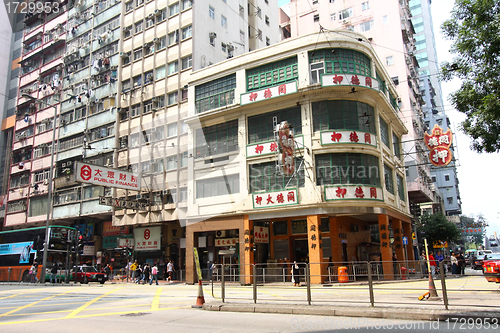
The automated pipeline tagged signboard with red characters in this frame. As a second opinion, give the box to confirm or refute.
[324,185,384,201]
[321,74,380,91]
[75,162,141,191]
[424,124,453,167]
[215,238,239,247]
[241,82,297,105]
[278,121,295,176]
[246,136,303,158]
[252,189,298,209]
[320,130,377,148]
[133,226,161,251]
[461,228,483,235]
[254,227,269,243]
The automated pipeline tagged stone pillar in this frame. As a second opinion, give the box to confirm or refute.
[307,215,323,284]
[393,219,405,262]
[378,214,393,279]
[185,225,196,284]
[242,215,253,285]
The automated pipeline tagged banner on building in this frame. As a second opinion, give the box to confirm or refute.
[75,162,141,191]
[424,124,453,167]
[133,226,161,251]
[102,221,129,237]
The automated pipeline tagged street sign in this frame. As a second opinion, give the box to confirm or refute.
[402,236,408,245]
[75,162,141,191]
[99,196,148,211]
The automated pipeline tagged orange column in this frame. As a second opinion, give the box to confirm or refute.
[185,225,196,284]
[378,214,393,279]
[307,215,323,284]
[242,215,253,285]
[330,217,341,262]
[393,219,405,264]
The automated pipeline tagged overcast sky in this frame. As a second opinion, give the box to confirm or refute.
[277,0,500,239]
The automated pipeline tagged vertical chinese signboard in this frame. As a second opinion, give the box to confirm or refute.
[424,124,453,166]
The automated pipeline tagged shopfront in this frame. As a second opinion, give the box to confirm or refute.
[101,222,133,274]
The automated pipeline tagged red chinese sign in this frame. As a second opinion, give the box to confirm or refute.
[424,124,453,167]
[241,82,297,105]
[75,162,141,190]
[215,238,238,247]
[254,227,269,244]
[252,189,298,209]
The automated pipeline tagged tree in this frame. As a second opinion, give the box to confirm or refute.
[440,0,500,153]
[417,213,462,249]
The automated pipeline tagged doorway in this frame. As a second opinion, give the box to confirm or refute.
[293,239,309,263]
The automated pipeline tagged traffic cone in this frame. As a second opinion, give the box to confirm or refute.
[427,273,440,301]
[191,279,205,308]
[418,292,429,301]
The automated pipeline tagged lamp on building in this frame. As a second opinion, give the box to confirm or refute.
[21,93,58,284]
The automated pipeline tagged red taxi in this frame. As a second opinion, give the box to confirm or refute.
[482,253,500,283]
[70,265,107,284]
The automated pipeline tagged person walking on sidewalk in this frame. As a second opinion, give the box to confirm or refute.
[166,260,175,282]
[451,253,459,276]
[130,260,138,283]
[457,252,466,275]
[291,261,300,287]
[142,263,150,284]
[50,263,58,284]
[150,263,159,285]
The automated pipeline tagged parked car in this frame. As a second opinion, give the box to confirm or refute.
[70,266,107,284]
[482,253,500,283]
[467,250,493,269]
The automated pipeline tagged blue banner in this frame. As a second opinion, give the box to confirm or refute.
[0,242,34,263]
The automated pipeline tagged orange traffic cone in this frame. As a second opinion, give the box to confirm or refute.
[427,273,440,301]
[191,279,205,308]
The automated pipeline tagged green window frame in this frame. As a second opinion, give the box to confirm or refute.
[249,161,304,193]
[312,100,375,134]
[376,71,387,94]
[379,116,389,147]
[384,164,394,195]
[248,106,302,144]
[393,133,401,159]
[315,153,380,186]
[397,174,405,201]
[246,56,298,91]
[196,174,239,198]
[389,92,400,111]
[308,48,372,76]
[195,119,238,158]
[195,74,236,113]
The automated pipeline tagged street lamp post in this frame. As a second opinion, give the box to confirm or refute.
[22,94,58,284]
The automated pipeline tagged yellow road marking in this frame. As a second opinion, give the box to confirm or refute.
[0,289,77,318]
[151,287,163,310]
[65,287,123,318]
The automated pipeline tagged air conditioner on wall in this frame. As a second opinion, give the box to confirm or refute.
[215,230,226,238]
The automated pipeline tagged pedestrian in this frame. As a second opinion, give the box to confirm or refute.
[419,252,427,276]
[143,263,150,284]
[135,264,143,284]
[291,261,300,287]
[457,252,465,275]
[427,252,437,277]
[167,260,175,282]
[282,258,289,281]
[210,261,216,281]
[50,263,58,284]
[451,253,459,276]
[392,252,398,276]
[435,251,445,274]
[30,264,38,283]
[130,260,138,283]
[150,263,159,285]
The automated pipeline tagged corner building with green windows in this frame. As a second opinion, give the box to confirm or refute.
[184,31,414,284]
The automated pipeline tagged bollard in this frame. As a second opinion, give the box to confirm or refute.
[367,262,375,307]
[439,261,449,310]
[400,266,407,280]
[253,264,257,304]
[221,264,225,303]
[306,264,311,305]
[7,267,11,283]
[338,266,348,283]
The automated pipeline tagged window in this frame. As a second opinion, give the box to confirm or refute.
[265,15,270,25]
[383,15,388,25]
[256,6,262,18]
[180,187,187,202]
[384,164,394,194]
[156,95,165,108]
[393,133,401,158]
[316,153,380,186]
[195,74,236,113]
[386,55,394,66]
[239,5,244,17]
[181,0,192,10]
[338,7,353,20]
[240,30,245,44]
[312,100,376,134]
[144,43,154,56]
[196,174,239,198]
[122,79,131,91]
[447,197,453,205]
[146,17,154,29]
[257,29,262,41]
[221,15,227,29]
[209,5,215,19]
[362,1,369,10]
[360,20,374,32]
[330,13,336,21]
[181,121,188,133]
[169,2,179,16]
[135,20,143,34]
[444,174,450,181]
[144,71,154,84]
[310,62,324,84]
[157,36,167,50]
[431,175,436,182]
[195,120,238,158]
[167,123,177,137]
[168,30,179,45]
[126,1,133,12]
[266,37,270,46]
[314,14,319,22]
[397,174,405,201]
[156,9,167,22]
[136,0,144,6]
[250,161,304,193]
[379,116,389,147]
[209,34,216,47]
[246,56,298,91]
[166,155,177,170]
[167,91,178,105]
[181,55,192,70]
[248,107,302,144]
[168,61,178,75]
[308,48,372,76]
[134,48,143,61]
[131,104,140,117]
[181,25,192,39]
[156,65,166,80]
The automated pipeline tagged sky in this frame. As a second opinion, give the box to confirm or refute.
[277,0,500,238]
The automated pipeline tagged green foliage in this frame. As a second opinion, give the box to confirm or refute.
[418,213,462,248]
[440,0,500,153]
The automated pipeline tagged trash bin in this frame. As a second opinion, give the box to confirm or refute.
[338,266,348,283]
[401,266,407,280]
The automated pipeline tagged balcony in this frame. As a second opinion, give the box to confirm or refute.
[11,161,31,174]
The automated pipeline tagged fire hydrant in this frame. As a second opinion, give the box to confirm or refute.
[400,266,407,280]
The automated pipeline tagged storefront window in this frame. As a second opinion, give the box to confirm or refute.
[273,239,289,260]
[322,237,331,258]
[320,217,330,232]
[273,221,288,236]
[291,219,307,234]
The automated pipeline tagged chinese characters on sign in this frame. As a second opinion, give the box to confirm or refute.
[253,189,298,209]
[309,224,322,251]
[424,124,453,167]
[379,223,389,249]
[241,82,297,105]
[321,73,380,91]
[99,196,148,211]
[254,227,269,243]
[246,136,303,158]
[133,227,161,251]
[244,229,253,252]
[215,238,239,247]
[75,162,141,190]
[321,130,377,148]
[325,185,383,201]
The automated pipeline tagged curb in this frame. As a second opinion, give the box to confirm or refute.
[202,303,500,321]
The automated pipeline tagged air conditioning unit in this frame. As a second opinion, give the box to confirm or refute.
[136,194,142,199]
[152,96,157,101]
[162,189,170,195]
[39,143,47,148]
[119,52,129,58]
[216,230,226,238]
[209,32,217,38]
[154,9,159,15]
[153,37,159,43]
[147,13,154,19]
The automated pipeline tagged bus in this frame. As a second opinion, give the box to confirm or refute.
[0,226,76,282]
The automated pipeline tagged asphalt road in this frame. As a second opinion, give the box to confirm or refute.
[0,278,498,333]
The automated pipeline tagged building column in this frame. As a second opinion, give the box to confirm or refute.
[392,219,405,265]
[402,221,415,261]
[378,214,393,279]
[242,215,253,285]
[185,225,196,284]
[330,217,341,262]
[307,215,323,284]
